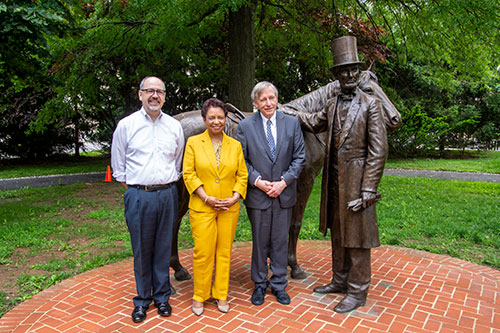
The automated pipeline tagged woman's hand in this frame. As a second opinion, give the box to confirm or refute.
[213,193,240,210]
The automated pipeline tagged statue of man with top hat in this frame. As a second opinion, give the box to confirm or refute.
[292,36,388,313]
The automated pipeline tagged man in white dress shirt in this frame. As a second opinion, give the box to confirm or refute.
[111,76,184,323]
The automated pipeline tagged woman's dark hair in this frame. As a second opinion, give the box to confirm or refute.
[201,98,228,118]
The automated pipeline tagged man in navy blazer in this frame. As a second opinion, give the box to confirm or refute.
[237,81,306,306]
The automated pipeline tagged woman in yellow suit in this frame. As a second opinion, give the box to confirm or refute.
[183,98,248,315]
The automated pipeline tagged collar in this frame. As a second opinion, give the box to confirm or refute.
[340,93,355,101]
[260,111,277,125]
[140,107,163,121]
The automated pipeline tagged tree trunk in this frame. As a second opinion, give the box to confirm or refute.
[73,113,80,157]
[228,2,256,113]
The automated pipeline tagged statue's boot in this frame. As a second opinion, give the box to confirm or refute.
[334,293,366,313]
[313,271,347,294]
[174,267,191,281]
[334,248,370,313]
[290,264,307,280]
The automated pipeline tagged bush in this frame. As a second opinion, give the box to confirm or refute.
[0,88,75,158]
[388,104,448,157]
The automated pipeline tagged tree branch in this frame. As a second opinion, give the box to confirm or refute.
[186,4,223,27]
[86,21,159,30]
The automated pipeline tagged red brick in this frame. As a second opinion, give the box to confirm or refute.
[459,315,475,329]
[39,316,65,328]
[1,241,499,333]
[221,318,245,331]
[304,319,325,332]
[261,315,281,327]
[241,321,266,332]
[424,319,442,331]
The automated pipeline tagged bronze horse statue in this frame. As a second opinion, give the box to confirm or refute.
[169,71,401,281]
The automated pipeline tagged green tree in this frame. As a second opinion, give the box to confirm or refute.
[4,0,500,156]
[0,0,75,90]
[0,0,78,158]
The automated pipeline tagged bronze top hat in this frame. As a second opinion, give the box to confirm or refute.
[330,36,365,71]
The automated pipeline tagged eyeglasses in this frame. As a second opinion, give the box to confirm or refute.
[141,88,166,96]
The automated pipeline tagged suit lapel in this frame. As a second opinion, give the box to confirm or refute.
[252,113,274,161]
[339,93,361,147]
[219,132,231,174]
[274,111,285,161]
[200,130,220,176]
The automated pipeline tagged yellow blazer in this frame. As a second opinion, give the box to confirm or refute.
[183,130,248,213]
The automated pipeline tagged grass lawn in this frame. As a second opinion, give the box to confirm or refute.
[1,173,499,317]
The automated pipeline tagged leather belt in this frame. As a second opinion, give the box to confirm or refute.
[128,183,174,191]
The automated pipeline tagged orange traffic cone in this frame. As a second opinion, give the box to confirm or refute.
[105,165,112,182]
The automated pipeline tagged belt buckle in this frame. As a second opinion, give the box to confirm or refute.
[144,185,152,192]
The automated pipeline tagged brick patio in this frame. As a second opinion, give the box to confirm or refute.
[1,240,499,332]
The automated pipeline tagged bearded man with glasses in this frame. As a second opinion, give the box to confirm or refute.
[111,76,184,323]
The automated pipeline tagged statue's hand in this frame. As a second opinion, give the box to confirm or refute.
[361,191,377,208]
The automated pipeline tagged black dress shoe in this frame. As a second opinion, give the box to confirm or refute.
[272,289,291,305]
[155,302,172,317]
[334,295,366,313]
[251,286,266,306]
[131,306,148,323]
[313,282,347,294]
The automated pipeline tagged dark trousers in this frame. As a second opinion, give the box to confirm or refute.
[124,186,177,307]
[247,199,291,291]
[330,230,371,300]
[327,157,371,300]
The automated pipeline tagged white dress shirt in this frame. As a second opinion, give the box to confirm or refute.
[254,111,278,186]
[111,108,185,185]
[260,111,277,146]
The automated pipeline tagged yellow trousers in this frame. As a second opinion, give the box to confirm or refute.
[189,207,239,302]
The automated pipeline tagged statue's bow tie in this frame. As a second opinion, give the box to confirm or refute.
[340,93,354,101]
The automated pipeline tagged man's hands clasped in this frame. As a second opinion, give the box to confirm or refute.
[256,178,287,198]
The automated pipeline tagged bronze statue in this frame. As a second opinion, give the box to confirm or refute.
[286,36,390,313]
[168,44,400,285]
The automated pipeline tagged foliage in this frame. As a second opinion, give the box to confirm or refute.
[254,0,391,100]
[1,0,500,157]
[31,0,250,146]
[369,0,500,85]
[0,0,75,90]
[0,0,78,158]
[388,104,448,157]
[0,88,76,158]
[380,60,500,156]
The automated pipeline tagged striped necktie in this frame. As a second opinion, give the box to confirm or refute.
[266,119,276,159]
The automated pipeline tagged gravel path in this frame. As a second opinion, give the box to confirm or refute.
[384,168,500,183]
[0,172,106,191]
[1,169,499,191]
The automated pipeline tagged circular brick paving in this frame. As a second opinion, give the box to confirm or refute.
[1,241,499,332]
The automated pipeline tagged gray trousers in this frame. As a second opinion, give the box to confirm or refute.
[247,199,291,291]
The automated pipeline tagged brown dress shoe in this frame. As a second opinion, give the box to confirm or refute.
[313,282,347,294]
[333,294,366,313]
